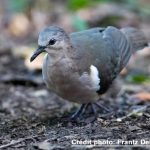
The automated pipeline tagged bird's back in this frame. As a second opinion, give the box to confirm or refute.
[70,26,147,94]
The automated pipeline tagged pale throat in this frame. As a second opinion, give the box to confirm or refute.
[47,48,70,65]
[47,41,75,65]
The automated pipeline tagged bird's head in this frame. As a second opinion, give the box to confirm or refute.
[30,26,69,62]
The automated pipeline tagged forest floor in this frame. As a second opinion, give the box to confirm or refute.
[0,48,150,150]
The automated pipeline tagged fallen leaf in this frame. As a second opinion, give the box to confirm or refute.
[36,140,65,150]
[37,141,50,150]
[132,92,150,101]
[8,13,30,37]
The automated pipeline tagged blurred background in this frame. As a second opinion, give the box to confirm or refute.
[0,1,150,148]
[0,0,150,71]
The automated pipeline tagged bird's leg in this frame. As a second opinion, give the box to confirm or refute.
[91,104,97,115]
[70,102,109,121]
[71,103,89,120]
[93,102,110,112]
[88,103,110,122]
[89,104,98,122]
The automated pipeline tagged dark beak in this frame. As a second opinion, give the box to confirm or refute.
[30,46,46,62]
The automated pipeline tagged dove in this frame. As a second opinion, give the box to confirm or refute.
[30,26,148,120]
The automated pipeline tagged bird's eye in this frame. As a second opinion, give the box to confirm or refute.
[49,38,56,45]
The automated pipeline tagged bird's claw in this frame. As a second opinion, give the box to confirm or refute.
[70,102,110,122]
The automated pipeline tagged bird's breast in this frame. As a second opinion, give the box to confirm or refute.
[43,57,99,103]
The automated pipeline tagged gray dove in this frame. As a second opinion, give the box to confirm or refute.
[30,26,148,120]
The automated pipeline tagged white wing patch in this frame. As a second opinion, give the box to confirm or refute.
[90,65,100,90]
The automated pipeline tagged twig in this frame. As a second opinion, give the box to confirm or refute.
[115,106,147,122]
[0,135,38,149]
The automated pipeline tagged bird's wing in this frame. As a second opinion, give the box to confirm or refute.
[103,26,133,72]
[70,26,132,93]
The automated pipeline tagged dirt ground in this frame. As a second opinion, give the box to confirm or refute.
[0,48,150,150]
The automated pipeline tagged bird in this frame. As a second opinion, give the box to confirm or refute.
[30,26,148,120]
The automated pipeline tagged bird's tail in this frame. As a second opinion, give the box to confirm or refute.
[120,27,148,53]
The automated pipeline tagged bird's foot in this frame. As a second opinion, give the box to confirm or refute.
[93,102,110,112]
[70,102,110,122]
[70,103,89,120]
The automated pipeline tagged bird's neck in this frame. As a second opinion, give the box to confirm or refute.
[47,43,78,66]
[47,51,65,65]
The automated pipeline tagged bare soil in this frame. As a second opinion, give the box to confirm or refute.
[0,49,150,150]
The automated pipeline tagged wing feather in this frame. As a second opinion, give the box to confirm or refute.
[70,26,132,94]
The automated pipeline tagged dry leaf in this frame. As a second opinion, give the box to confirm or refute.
[38,141,50,150]
[132,92,150,101]
[8,13,30,37]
